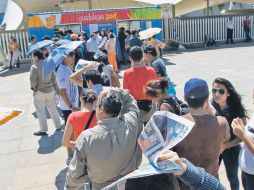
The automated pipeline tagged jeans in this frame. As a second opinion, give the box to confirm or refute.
[220,145,241,190]
[242,171,254,190]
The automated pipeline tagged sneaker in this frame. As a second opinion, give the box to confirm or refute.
[33,131,47,136]
[66,155,73,166]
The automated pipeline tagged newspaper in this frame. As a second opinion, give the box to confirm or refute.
[102,111,194,190]
[74,59,99,71]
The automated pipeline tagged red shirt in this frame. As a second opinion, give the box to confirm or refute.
[68,111,97,140]
[123,66,157,100]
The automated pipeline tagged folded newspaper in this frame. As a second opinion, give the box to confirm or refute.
[74,59,99,71]
[102,111,194,190]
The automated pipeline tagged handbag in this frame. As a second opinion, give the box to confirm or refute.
[84,110,96,131]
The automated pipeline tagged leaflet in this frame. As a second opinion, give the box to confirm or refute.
[102,111,194,190]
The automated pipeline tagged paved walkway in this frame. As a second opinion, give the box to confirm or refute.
[1,42,254,189]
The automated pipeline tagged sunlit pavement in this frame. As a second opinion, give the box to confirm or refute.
[1,42,254,189]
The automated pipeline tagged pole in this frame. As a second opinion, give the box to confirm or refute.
[207,0,210,16]
[162,4,170,43]
[88,0,92,10]
[172,5,176,18]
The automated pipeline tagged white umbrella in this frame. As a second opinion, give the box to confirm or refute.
[43,41,84,78]
[54,39,71,46]
[139,28,162,40]
[133,0,182,5]
[26,40,54,55]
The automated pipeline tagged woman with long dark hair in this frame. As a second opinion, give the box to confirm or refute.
[211,77,247,190]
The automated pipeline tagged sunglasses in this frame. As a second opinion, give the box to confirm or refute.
[212,88,225,95]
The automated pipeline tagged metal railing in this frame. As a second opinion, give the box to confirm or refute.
[168,15,254,44]
[0,29,29,59]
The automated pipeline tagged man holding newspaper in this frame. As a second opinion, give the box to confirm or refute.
[65,87,226,190]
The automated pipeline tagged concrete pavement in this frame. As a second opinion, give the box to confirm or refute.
[1,42,254,189]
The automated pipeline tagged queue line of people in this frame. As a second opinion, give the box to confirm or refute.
[29,40,254,190]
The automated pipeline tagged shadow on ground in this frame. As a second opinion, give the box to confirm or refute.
[162,58,176,66]
[166,41,254,55]
[55,168,67,190]
[32,107,63,119]
[0,63,31,77]
[37,130,63,154]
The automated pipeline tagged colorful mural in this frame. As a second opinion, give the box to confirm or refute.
[28,7,161,28]
[28,7,162,40]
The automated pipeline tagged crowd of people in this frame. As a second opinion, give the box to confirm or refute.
[28,27,254,190]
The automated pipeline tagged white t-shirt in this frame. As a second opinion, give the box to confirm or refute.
[239,116,254,175]
[56,64,79,110]
[227,20,234,29]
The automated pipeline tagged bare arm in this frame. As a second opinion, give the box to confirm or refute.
[223,117,247,149]
[232,118,254,156]
[69,61,98,88]
[158,151,226,190]
[59,88,73,109]
[158,40,166,49]
[62,119,76,148]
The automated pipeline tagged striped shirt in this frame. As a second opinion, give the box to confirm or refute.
[56,64,79,110]
[179,159,226,190]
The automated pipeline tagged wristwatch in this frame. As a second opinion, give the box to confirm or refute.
[69,105,73,110]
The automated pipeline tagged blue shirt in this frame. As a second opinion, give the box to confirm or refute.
[87,38,98,53]
[179,159,226,190]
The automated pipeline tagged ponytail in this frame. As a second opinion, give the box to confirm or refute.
[145,77,169,98]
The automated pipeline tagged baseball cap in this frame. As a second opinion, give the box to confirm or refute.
[184,78,209,99]
[143,45,157,57]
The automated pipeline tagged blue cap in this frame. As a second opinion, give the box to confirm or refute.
[184,78,209,99]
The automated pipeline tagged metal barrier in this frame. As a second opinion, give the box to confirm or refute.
[168,15,254,44]
[0,29,29,59]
